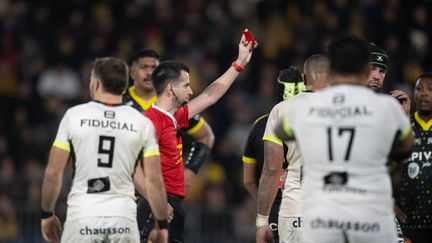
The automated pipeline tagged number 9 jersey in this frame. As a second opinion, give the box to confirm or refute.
[52,101,159,221]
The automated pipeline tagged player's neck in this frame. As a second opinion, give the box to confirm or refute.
[134,85,156,100]
[154,96,178,114]
[417,111,432,122]
[94,93,123,104]
[308,78,329,91]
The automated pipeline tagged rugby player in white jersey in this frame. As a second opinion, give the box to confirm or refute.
[40,57,168,243]
[270,35,414,243]
[256,54,329,243]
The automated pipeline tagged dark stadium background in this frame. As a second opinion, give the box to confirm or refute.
[0,0,430,242]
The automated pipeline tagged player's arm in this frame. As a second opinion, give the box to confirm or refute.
[133,160,148,199]
[187,32,256,119]
[256,106,285,242]
[390,126,414,224]
[41,112,71,242]
[256,140,284,219]
[389,127,414,179]
[142,153,168,221]
[389,119,414,162]
[256,140,284,243]
[242,120,260,200]
[140,120,169,225]
[184,117,214,194]
[243,161,258,200]
[41,146,69,242]
[41,146,70,214]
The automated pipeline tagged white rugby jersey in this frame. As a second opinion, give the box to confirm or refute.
[264,97,305,217]
[53,101,159,221]
[281,85,411,204]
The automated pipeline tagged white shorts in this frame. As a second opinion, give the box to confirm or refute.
[278,216,303,243]
[302,200,397,243]
[61,216,140,243]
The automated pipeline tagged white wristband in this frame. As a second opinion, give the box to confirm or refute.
[256,213,269,227]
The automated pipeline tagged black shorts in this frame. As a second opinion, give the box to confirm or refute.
[269,197,281,243]
[136,195,154,243]
[136,195,185,243]
[167,196,185,243]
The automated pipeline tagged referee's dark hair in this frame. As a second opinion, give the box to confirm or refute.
[93,57,129,95]
[152,61,190,96]
[328,34,370,76]
[128,49,160,65]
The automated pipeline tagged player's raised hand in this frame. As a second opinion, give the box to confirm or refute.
[390,89,411,116]
[41,215,62,243]
[236,29,258,67]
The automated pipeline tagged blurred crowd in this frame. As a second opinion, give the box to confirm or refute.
[0,0,431,242]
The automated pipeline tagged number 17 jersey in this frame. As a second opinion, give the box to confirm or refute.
[53,101,159,221]
[282,85,411,204]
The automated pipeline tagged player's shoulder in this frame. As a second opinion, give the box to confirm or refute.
[253,114,269,126]
[65,101,95,115]
[272,92,311,112]
[374,92,401,109]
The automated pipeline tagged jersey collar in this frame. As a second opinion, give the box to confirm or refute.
[128,86,156,110]
[93,100,124,107]
[414,111,432,131]
[152,104,179,131]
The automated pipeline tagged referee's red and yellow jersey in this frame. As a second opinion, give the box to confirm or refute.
[145,105,189,198]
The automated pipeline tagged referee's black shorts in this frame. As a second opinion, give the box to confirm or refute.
[167,195,185,243]
[137,195,185,243]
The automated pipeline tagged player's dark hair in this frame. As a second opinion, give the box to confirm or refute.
[152,61,190,96]
[276,66,302,103]
[92,57,129,95]
[304,54,329,75]
[128,49,160,65]
[328,35,370,75]
[416,72,432,82]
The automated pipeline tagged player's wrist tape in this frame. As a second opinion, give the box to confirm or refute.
[157,219,169,230]
[185,142,210,174]
[41,209,54,219]
[256,213,269,227]
[231,61,244,72]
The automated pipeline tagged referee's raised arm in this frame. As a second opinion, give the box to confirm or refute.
[187,30,257,119]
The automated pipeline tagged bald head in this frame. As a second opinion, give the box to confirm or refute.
[302,54,329,91]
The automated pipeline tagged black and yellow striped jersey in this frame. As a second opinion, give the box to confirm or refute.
[242,114,287,201]
[397,112,432,230]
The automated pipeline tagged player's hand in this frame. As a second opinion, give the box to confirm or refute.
[167,203,174,222]
[403,237,412,243]
[155,228,168,243]
[256,225,274,243]
[236,29,258,67]
[390,90,411,116]
[41,215,62,243]
[394,203,407,223]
